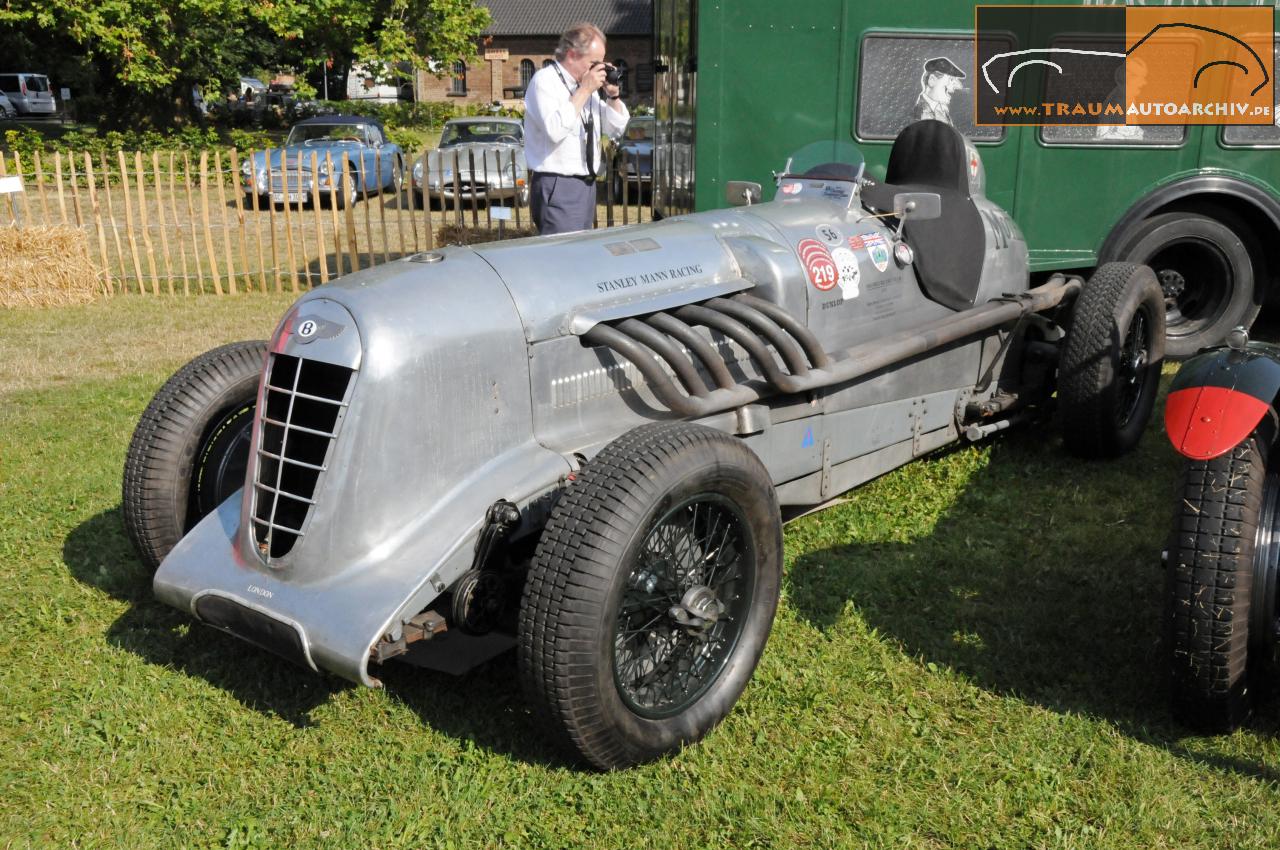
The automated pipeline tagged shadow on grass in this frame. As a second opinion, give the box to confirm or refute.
[376,655,569,769]
[63,508,345,727]
[59,386,1274,773]
[784,415,1280,783]
[62,506,565,761]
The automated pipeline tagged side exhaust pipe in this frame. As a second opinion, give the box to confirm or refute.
[581,274,1081,418]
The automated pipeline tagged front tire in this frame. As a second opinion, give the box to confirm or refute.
[389,157,404,194]
[1167,436,1277,732]
[332,174,358,210]
[122,340,265,571]
[519,423,783,769]
[1058,262,1165,458]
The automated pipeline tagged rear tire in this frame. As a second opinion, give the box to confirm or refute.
[519,422,782,769]
[1167,436,1271,732]
[1058,262,1165,458]
[1114,211,1259,359]
[122,340,265,570]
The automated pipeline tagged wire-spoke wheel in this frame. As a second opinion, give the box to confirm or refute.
[332,173,358,209]
[520,422,782,769]
[613,494,754,719]
[1115,303,1151,430]
[389,157,404,194]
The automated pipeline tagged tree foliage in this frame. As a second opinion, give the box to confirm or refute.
[0,0,491,125]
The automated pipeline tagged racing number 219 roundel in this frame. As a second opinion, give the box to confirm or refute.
[798,238,839,291]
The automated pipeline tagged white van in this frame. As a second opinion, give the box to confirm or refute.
[346,63,404,103]
[0,73,56,115]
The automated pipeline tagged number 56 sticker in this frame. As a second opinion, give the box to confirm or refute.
[797,238,838,291]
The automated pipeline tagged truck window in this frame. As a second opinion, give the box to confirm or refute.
[1222,39,1280,148]
[1040,124,1185,147]
[857,33,1006,143]
[1037,34,1185,147]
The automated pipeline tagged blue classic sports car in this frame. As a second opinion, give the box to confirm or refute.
[241,115,404,209]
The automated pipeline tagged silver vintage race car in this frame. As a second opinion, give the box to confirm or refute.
[123,120,1164,769]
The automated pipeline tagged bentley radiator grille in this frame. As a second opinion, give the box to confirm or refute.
[252,354,354,560]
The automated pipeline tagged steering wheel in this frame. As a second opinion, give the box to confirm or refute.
[495,135,519,145]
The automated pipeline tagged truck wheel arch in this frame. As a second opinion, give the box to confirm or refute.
[1099,176,1280,356]
[1099,175,1280,296]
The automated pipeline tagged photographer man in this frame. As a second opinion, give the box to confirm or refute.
[524,22,629,234]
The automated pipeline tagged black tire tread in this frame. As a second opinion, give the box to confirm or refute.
[1167,438,1263,732]
[519,422,778,769]
[1059,261,1164,458]
[121,340,266,571]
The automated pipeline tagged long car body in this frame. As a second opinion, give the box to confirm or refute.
[129,120,1161,768]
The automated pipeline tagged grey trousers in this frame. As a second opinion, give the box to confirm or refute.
[530,172,596,235]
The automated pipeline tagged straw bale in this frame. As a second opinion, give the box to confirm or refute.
[0,225,104,308]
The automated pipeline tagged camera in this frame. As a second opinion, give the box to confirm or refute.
[591,61,624,87]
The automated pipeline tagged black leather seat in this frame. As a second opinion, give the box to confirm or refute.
[861,120,986,311]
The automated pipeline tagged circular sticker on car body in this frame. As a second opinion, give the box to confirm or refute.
[816,224,844,247]
[831,247,861,299]
[797,239,839,291]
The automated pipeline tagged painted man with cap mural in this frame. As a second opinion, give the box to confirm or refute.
[914,57,966,125]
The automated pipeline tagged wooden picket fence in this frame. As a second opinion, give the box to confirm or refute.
[0,147,652,296]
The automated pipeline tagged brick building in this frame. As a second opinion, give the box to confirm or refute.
[416,0,653,110]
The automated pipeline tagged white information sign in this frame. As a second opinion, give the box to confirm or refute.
[0,176,24,194]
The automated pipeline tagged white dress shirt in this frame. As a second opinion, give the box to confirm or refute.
[523,61,629,175]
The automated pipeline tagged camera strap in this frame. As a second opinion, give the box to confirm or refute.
[553,63,597,178]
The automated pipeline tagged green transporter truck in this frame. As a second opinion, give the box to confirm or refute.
[651,0,1280,356]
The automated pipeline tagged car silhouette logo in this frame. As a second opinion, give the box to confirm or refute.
[981,22,1270,97]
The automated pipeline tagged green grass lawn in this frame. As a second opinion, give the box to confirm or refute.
[2,296,1279,849]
